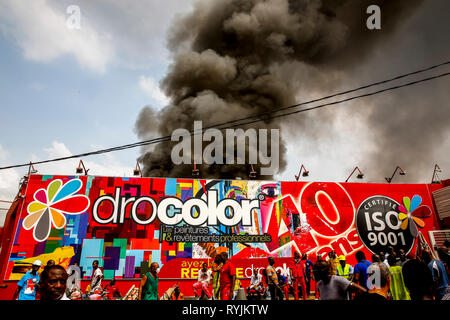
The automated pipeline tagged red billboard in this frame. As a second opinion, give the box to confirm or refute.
[0,175,444,297]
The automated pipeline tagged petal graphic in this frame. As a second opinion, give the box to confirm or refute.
[410,195,422,212]
[398,205,408,213]
[403,197,411,212]
[400,219,409,230]
[412,217,425,228]
[28,202,47,214]
[50,208,66,229]
[23,209,45,230]
[411,205,432,218]
[34,189,47,204]
[50,195,89,214]
[52,179,82,203]
[34,208,51,242]
[409,218,418,238]
[47,180,62,203]
[398,212,408,220]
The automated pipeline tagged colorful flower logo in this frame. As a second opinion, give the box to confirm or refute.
[23,179,90,242]
[398,195,432,238]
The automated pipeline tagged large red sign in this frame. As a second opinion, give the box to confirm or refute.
[0,175,444,297]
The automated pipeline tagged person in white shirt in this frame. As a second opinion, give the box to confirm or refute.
[90,260,104,294]
[193,262,213,299]
[246,267,264,299]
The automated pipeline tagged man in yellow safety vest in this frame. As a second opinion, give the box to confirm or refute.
[336,255,354,280]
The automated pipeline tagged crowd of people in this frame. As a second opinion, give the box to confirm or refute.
[12,259,123,300]
[187,243,450,301]
[11,241,450,301]
[313,244,450,301]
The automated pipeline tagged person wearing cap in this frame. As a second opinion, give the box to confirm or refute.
[336,255,354,280]
[12,260,41,300]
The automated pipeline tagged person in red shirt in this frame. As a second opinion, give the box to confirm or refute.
[219,252,236,300]
[290,251,307,300]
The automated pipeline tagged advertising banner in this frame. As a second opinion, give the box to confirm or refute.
[4,175,442,293]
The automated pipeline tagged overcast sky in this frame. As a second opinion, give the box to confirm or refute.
[0,0,449,221]
[0,0,194,206]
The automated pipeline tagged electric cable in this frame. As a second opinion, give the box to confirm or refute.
[0,67,449,171]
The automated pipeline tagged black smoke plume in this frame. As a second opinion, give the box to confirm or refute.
[135,0,448,181]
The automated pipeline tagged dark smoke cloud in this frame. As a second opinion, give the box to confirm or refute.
[280,0,450,183]
[135,0,449,181]
[356,0,450,182]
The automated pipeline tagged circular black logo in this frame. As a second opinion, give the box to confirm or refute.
[355,196,414,255]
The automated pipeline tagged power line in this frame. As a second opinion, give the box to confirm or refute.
[2,71,449,171]
[117,60,450,141]
[206,60,450,129]
[0,69,449,171]
[98,67,450,149]
[221,72,450,129]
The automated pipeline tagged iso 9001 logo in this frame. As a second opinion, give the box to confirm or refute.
[355,196,414,255]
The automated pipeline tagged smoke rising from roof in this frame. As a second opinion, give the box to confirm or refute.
[135,0,449,181]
